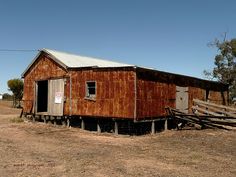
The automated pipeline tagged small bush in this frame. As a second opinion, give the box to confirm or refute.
[10,117,24,123]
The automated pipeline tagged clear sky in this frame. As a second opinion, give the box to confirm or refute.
[0,0,236,93]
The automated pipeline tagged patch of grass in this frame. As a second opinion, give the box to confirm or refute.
[10,117,24,123]
[189,153,204,162]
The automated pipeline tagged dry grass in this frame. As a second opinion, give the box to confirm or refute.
[10,117,24,123]
[0,100,21,115]
[0,101,235,177]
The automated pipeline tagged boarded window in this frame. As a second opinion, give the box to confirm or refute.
[86,81,96,98]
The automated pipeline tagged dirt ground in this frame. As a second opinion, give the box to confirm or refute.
[0,101,235,177]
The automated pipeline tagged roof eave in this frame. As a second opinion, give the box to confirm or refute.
[21,49,68,78]
[135,66,228,87]
[21,51,41,78]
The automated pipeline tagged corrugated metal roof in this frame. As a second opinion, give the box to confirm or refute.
[21,48,226,87]
[21,48,135,77]
[43,48,134,68]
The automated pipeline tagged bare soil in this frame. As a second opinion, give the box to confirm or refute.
[0,101,235,177]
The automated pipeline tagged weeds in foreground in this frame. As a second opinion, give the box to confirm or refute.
[10,117,24,123]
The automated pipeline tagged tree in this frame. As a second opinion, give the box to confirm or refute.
[7,78,24,107]
[2,93,13,100]
[204,36,236,101]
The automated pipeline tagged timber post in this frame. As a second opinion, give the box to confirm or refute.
[81,117,85,130]
[66,118,70,127]
[114,121,118,135]
[38,115,42,122]
[43,116,46,124]
[32,115,35,123]
[48,116,53,125]
[97,120,101,133]
[151,121,155,134]
[164,117,168,131]
[54,117,57,126]
[62,117,66,126]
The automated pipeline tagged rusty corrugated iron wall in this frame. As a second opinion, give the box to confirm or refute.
[65,69,135,119]
[23,53,228,120]
[23,53,136,119]
[135,68,228,119]
[136,79,176,119]
[23,53,67,113]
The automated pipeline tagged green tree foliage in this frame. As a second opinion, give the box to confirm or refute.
[2,93,13,100]
[7,78,24,107]
[204,37,236,100]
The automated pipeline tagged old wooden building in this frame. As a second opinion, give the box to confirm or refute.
[22,49,228,133]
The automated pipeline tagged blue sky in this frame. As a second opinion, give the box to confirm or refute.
[0,0,236,93]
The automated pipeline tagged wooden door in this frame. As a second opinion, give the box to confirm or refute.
[176,86,189,113]
[48,79,65,116]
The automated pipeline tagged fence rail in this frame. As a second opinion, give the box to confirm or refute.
[165,99,236,130]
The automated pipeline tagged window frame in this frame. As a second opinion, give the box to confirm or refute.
[85,81,96,100]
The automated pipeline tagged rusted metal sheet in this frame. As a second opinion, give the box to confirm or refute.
[188,87,206,113]
[136,68,228,119]
[69,69,135,119]
[188,87,228,112]
[23,53,228,121]
[23,53,67,114]
[136,79,176,119]
[23,54,135,119]
[208,90,228,105]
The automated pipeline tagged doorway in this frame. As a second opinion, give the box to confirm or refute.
[37,80,48,112]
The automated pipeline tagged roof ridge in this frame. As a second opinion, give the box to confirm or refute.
[43,48,133,66]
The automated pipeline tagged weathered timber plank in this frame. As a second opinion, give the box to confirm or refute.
[194,102,236,118]
[204,118,236,126]
[192,106,223,116]
[193,99,236,112]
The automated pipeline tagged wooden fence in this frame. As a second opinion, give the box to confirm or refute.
[165,99,236,130]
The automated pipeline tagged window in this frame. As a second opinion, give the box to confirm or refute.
[86,81,96,99]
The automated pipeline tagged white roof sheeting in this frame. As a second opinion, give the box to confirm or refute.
[22,48,135,77]
[43,49,134,68]
[21,49,225,86]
